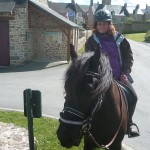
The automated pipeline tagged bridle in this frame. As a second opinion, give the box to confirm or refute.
[59,71,124,150]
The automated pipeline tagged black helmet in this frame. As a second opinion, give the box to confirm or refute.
[94,9,112,22]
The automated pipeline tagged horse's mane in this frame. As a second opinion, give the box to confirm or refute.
[94,52,112,96]
[64,52,112,98]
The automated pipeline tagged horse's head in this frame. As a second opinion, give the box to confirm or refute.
[57,44,112,148]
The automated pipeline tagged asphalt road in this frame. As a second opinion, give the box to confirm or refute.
[123,40,150,150]
[0,40,150,150]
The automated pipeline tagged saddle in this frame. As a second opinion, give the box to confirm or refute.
[115,80,135,111]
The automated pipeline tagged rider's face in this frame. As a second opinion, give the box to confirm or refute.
[96,22,109,34]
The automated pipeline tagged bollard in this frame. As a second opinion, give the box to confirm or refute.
[24,89,42,150]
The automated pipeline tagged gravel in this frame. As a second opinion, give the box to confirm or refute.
[0,122,29,150]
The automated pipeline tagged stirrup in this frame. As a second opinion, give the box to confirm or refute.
[128,123,140,138]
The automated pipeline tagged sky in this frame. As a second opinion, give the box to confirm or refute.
[49,0,150,9]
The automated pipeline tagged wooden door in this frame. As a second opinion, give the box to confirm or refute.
[0,20,9,66]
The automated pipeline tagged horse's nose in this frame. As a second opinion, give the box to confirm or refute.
[57,127,74,148]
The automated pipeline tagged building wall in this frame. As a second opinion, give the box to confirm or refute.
[28,4,70,62]
[9,6,29,66]
[144,14,150,21]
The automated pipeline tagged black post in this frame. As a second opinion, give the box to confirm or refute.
[25,89,35,150]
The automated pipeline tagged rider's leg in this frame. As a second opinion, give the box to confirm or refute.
[120,74,140,138]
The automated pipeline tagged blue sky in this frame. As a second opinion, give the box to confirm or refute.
[50,0,149,9]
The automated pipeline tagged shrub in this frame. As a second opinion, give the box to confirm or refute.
[145,30,150,42]
[146,19,150,22]
[123,17,135,24]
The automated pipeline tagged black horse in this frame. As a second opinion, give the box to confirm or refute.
[57,44,128,150]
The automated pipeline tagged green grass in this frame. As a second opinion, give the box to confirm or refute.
[78,45,85,54]
[124,33,146,42]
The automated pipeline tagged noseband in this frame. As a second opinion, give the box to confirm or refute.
[60,94,103,126]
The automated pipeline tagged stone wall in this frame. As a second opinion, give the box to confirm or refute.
[28,4,70,62]
[9,7,29,66]
[114,22,150,33]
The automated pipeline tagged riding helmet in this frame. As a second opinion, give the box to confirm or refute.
[94,9,112,22]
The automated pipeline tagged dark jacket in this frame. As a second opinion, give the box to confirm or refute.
[85,34,134,74]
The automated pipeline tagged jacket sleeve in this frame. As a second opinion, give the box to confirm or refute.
[85,36,97,52]
[120,38,134,74]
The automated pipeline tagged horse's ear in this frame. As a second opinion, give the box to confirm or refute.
[70,44,78,61]
[93,44,101,64]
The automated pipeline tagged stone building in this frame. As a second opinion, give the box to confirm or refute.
[0,0,78,67]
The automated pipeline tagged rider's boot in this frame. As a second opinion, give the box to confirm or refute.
[128,101,140,138]
[120,74,140,138]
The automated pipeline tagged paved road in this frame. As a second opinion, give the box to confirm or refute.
[0,40,150,150]
[123,40,150,150]
[0,62,68,118]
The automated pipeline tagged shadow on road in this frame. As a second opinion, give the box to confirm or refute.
[0,61,68,73]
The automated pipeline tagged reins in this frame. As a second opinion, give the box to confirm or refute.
[82,79,124,150]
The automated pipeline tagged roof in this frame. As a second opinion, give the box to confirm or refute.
[48,2,70,14]
[29,0,78,28]
[0,1,15,13]
[126,6,143,15]
[79,5,89,12]
[106,5,124,16]
[0,0,28,13]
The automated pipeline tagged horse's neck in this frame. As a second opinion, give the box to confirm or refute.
[104,81,120,109]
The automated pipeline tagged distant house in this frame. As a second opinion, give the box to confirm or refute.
[0,0,78,67]
[48,1,78,23]
[85,0,126,28]
[145,5,150,14]
[119,3,144,21]
[143,5,150,21]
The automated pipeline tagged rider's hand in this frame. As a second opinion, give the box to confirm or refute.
[120,74,128,83]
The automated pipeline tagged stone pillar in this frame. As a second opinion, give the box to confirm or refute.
[88,6,95,29]
[90,0,93,6]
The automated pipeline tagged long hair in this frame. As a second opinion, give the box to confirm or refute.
[92,21,116,35]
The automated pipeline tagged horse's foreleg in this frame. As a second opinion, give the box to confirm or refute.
[84,138,96,150]
[109,142,122,150]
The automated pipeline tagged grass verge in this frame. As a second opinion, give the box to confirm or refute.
[124,33,146,42]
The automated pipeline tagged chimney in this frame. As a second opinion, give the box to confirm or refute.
[71,0,75,4]
[146,4,148,9]
[90,0,93,6]
[102,0,111,5]
[124,3,127,8]
[87,6,95,29]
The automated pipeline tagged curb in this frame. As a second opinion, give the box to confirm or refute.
[43,61,68,69]
[122,143,135,150]
[0,108,134,150]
